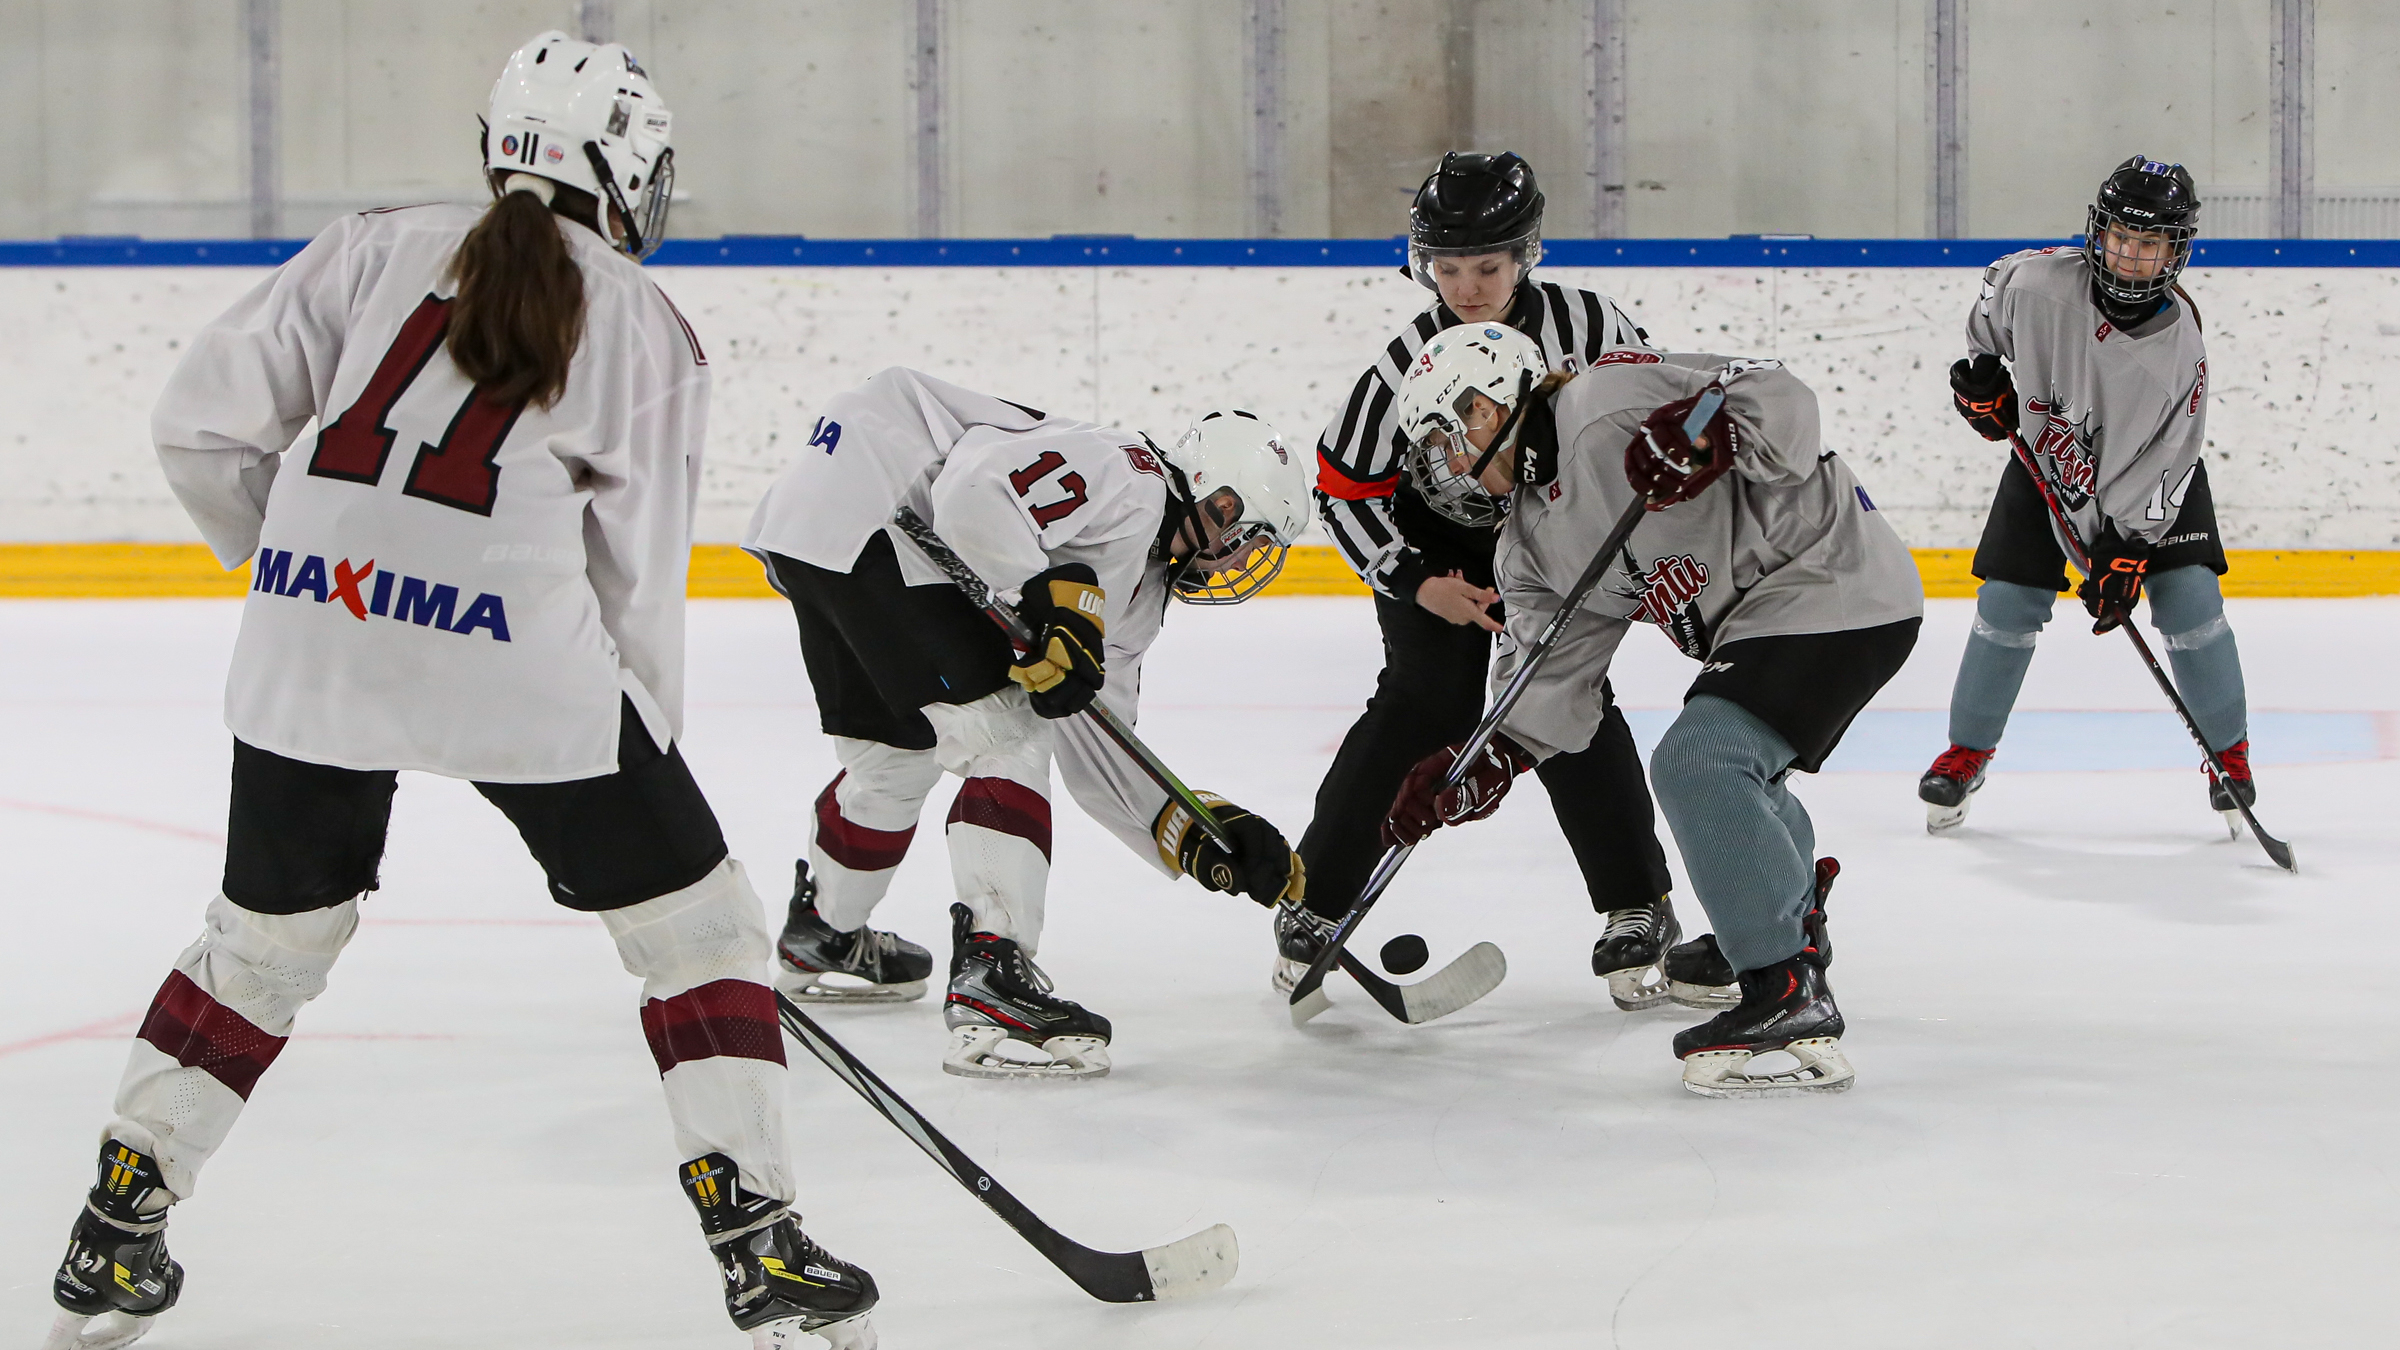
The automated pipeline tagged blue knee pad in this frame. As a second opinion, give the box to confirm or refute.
[2145,566,2247,750]
[2145,565,2224,636]
[1975,579,2057,639]
[1948,580,2057,751]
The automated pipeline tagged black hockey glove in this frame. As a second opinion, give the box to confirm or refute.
[1154,793,1305,906]
[2078,531,2152,634]
[1950,353,2017,442]
[1007,564,1107,719]
[1385,734,1536,847]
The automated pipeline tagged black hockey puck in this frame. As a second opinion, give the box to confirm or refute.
[1380,933,1430,976]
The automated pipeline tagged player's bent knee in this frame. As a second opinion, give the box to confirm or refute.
[603,858,775,999]
[922,687,1049,777]
[2145,565,2226,639]
[1974,578,2057,638]
[186,893,359,1032]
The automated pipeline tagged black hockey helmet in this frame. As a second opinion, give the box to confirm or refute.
[2083,154,2199,321]
[1408,151,1545,290]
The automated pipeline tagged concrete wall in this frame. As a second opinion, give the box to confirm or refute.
[4,261,2394,550]
[3,1,2397,242]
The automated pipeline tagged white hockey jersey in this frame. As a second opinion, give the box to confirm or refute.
[153,203,710,782]
[743,367,1184,871]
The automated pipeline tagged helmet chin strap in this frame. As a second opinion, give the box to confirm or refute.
[1464,368,1537,485]
[1150,441,1207,573]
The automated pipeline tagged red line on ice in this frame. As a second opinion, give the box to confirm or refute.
[0,798,222,844]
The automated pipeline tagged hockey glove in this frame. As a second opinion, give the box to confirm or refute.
[1154,793,1305,906]
[2078,532,2152,634]
[1007,563,1107,719]
[1384,734,1537,847]
[1950,353,2017,441]
[1623,388,1739,510]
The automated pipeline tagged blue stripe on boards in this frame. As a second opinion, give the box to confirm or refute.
[7,237,2400,268]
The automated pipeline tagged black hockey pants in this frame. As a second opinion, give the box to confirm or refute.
[1296,590,1674,921]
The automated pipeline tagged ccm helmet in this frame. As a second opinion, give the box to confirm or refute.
[485,32,675,259]
[2084,155,2199,323]
[1407,151,1545,291]
[1395,324,1547,527]
[1159,409,1310,605]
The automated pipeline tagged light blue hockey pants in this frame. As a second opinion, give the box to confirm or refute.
[1650,695,1818,973]
[1947,566,2248,754]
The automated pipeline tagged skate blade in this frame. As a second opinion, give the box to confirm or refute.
[43,1311,159,1350]
[942,1026,1110,1080]
[1604,965,1671,1011]
[752,1311,877,1350]
[1680,1037,1855,1098]
[777,970,927,1005]
[1287,983,1334,1027]
[1924,799,1970,834]
[1667,980,1740,1010]
[2220,809,2244,840]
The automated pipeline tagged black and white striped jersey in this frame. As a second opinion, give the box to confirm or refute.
[1315,279,1649,598]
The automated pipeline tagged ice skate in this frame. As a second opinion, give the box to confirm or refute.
[44,1141,182,1350]
[1591,894,1681,1009]
[680,1153,879,1350]
[943,904,1112,1080]
[1673,953,1853,1098]
[776,862,932,1004]
[1918,743,1994,832]
[1270,901,1342,995]
[2207,739,2255,839]
[1663,934,1739,1009]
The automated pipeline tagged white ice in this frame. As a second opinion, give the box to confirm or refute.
[3,596,2395,1348]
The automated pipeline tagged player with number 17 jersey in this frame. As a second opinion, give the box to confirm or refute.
[155,200,707,781]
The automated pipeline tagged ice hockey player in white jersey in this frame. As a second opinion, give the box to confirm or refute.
[1920,156,2254,837]
[1378,326,1922,1097]
[40,34,878,1350]
[744,373,1310,1080]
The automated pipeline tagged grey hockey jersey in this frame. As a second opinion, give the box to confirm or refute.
[1967,247,2210,551]
[1491,352,1924,761]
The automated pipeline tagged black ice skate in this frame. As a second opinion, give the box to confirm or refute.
[776,862,933,1004]
[44,1140,182,1350]
[2207,739,2256,838]
[1918,743,1994,833]
[679,1152,879,1350]
[1591,894,1681,1010]
[1270,901,1342,995]
[943,903,1112,1080]
[1672,953,1853,1098]
[1663,933,1740,1010]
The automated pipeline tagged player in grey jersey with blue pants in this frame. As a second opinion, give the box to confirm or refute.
[1920,156,2256,836]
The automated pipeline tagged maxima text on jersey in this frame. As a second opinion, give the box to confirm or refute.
[250,548,512,641]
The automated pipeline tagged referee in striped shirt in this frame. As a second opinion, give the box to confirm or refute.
[1274,153,1689,1010]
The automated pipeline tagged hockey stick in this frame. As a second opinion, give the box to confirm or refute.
[2004,432,2296,872]
[776,992,1238,1302]
[891,505,1483,1024]
[1288,386,1728,1024]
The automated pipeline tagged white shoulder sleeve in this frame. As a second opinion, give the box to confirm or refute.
[152,215,364,566]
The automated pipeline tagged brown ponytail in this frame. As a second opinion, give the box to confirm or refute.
[446,186,586,409]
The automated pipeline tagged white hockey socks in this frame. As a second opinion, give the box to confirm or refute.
[109,895,360,1199]
[923,691,1054,952]
[809,738,944,933]
[604,858,794,1205]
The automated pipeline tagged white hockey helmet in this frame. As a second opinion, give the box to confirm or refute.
[1395,323,1547,527]
[1161,408,1311,605]
[485,32,675,259]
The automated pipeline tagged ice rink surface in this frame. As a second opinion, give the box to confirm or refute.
[4,594,2396,1349]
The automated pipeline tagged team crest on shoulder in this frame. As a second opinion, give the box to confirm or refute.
[1121,441,1165,478]
[1592,350,1661,367]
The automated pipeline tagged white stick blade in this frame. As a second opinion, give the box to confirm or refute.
[1396,942,1507,1023]
[1140,1223,1239,1301]
[1288,984,1334,1027]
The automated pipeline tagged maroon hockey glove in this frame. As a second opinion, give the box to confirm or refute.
[2078,534,2151,634]
[1007,564,1107,718]
[1949,354,2017,441]
[1384,734,1537,847]
[1623,388,1739,510]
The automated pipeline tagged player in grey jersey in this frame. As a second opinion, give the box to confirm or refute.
[1381,326,1922,1096]
[1291,152,1686,1014]
[1920,156,2255,835]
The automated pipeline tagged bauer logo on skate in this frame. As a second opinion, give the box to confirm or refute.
[250,548,511,640]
